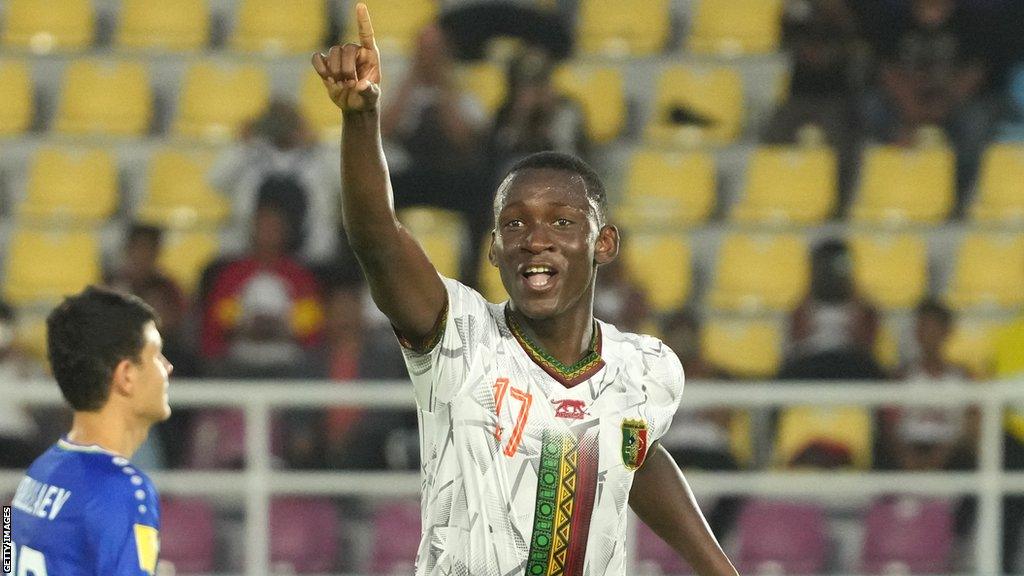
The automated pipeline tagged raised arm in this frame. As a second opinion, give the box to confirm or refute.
[629,444,738,576]
[311,3,445,348]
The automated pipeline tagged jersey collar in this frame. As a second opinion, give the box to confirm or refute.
[505,307,606,388]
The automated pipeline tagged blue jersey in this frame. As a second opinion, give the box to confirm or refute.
[8,438,161,576]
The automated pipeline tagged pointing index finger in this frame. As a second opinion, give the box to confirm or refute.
[356,3,376,49]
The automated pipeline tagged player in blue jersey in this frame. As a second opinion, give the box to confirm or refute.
[9,286,173,576]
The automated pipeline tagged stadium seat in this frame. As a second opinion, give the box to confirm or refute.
[636,520,694,575]
[874,320,900,372]
[687,0,784,56]
[0,59,33,135]
[621,232,691,313]
[271,498,340,574]
[55,59,152,137]
[116,0,209,51]
[397,207,465,280]
[944,319,1000,377]
[231,0,326,55]
[344,0,437,56]
[618,149,716,228]
[478,238,509,304]
[13,313,48,363]
[702,318,782,379]
[137,149,230,228]
[736,500,829,575]
[849,233,928,310]
[552,64,626,144]
[157,230,221,294]
[4,228,101,306]
[708,233,809,312]
[646,65,744,146]
[300,70,343,142]
[173,61,270,142]
[851,145,955,225]
[187,409,246,469]
[775,406,873,469]
[861,497,954,575]
[370,500,421,574]
[20,147,118,224]
[457,62,507,116]
[971,143,1024,224]
[731,146,837,225]
[159,498,216,574]
[946,232,1024,310]
[577,0,670,56]
[2,0,94,53]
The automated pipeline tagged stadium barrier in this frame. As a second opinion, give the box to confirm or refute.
[1,379,1022,576]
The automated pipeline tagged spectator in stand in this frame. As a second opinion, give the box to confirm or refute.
[593,257,649,335]
[381,23,488,287]
[209,99,342,265]
[779,239,887,380]
[860,0,999,201]
[0,300,46,468]
[200,195,324,378]
[878,299,977,472]
[997,63,1024,141]
[105,223,186,310]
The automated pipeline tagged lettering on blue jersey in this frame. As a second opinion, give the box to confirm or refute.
[12,476,72,520]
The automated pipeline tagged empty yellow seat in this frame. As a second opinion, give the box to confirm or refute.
[55,59,151,136]
[2,0,94,53]
[397,207,465,280]
[621,232,691,313]
[231,0,326,55]
[851,145,955,224]
[137,149,230,228]
[300,70,343,142]
[174,61,269,142]
[646,65,744,146]
[849,233,928,310]
[116,0,209,51]
[687,0,784,56]
[619,149,715,228]
[0,59,33,135]
[944,319,1001,378]
[552,64,625,144]
[731,146,837,224]
[13,312,48,363]
[4,228,101,305]
[577,0,670,56]
[20,147,117,224]
[946,233,1024,310]
[344,0,437,55]
[702,318,781,378]
[709,233,809,312]
[158,230,221,294]
[775,406,873,469]
[971,144,1024,224]
[457,62,507,116]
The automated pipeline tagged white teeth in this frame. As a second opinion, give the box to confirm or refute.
[524,266,553,274]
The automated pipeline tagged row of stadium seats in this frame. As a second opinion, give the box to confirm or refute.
[1,0,784,58]
[154,495,960,574]
[0,55,769,146]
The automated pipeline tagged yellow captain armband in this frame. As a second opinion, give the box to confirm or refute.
[134,524,160,575]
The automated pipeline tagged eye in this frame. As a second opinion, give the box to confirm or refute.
[503,219,524,229]
[554,218,573,227]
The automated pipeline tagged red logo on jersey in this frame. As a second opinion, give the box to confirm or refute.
[552,399,587,420]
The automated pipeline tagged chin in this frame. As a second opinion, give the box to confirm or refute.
[515,295,561,320]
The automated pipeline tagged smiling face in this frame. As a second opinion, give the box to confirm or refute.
[489,168,618,321]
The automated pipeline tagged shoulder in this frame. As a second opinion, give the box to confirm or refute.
[601,322,684,391]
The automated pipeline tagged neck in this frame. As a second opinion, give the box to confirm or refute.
[508,299,595,368]
[67,408,150,460]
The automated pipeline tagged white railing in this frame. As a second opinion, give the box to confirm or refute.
[2,379,1023,576]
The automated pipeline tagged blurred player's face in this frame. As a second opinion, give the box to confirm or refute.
[490,168,617,320]
[131,321,173,423]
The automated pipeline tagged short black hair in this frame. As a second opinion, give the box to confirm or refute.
[46,286,158,411]
[127,223,163,249]
[495,151,609,226]
[916,297,952,329]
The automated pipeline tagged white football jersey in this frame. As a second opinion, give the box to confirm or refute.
[400,278,685,576]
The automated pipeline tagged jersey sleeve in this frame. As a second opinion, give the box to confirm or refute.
[84,471,161,576]
[398,276,492,411]
[645,339,686,444]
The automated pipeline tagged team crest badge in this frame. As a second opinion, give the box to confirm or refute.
[621,418,649,471]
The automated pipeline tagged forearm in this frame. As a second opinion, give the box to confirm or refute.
[630,445,737,576]
[341,110,401,250]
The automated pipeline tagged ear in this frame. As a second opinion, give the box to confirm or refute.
[594,224,619,266]
[110,358,136,398]
[487,230,499,267]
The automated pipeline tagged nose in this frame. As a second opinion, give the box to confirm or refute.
[522,222,554,254]
[163,356,174,376]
